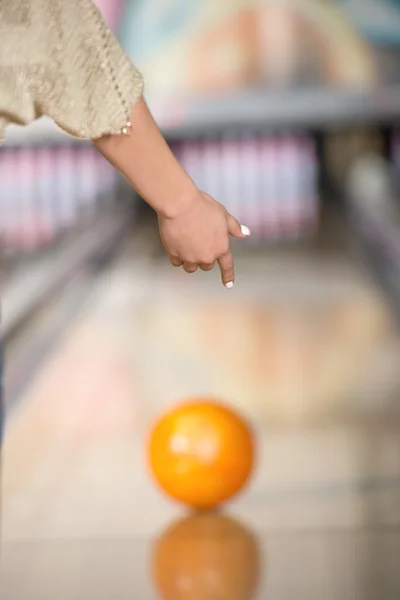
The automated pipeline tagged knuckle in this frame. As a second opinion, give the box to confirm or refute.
[201,254,215,265]
[220,242,230,256]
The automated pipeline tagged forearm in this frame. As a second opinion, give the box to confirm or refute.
[94,97,197,218]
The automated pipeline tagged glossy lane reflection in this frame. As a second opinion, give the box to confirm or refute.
[152,512,261,600]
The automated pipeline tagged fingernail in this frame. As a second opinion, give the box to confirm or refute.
[225,281,234,289]
[241,224,251,236]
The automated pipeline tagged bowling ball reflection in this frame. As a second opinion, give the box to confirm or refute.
[152,512,260,600]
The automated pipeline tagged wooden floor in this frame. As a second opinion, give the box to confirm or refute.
[1,241,400,599]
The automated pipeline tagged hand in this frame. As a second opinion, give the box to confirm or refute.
[158,191,250,287]
[94,99,249,284]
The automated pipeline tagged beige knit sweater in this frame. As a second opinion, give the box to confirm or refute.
[0,0,144,143]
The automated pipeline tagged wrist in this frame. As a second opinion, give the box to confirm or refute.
[155,177,200,220]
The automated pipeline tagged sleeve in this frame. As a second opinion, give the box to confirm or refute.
[0,0,144,143]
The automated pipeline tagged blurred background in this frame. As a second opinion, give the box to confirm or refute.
[1,1,400,598]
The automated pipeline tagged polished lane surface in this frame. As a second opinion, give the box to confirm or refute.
[1,246,400,599]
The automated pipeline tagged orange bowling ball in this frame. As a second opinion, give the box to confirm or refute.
[153,513,260,600]
[148,399,255,509]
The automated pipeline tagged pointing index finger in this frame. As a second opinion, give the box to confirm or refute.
[218,251,235,288]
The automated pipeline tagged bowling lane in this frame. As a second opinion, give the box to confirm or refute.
[1,238,400,599]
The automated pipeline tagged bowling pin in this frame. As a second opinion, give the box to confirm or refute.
[201,138,221,202]
[3,149,14,249]
[1,150,14,250]
[195,138,207,193]
[275,135,287,240]
[170,141,182,175]
[179,140,192,184]
[78,146,99,222]
[96,152,117,208]
[292,135,304,239]
[56,146,78,231]
[0,150,6,243]
[280,135,302,240]
[36,147,59,246]
[18,147,39,251]
[220,134,241,226]
[6,149,20,250]
[300,136,318,235]
[180,140,202,191]
[240,134,260,242]
[260,136,279,242]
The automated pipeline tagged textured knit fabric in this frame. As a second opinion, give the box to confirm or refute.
[0,0,144,142]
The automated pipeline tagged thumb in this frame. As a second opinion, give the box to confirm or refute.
[227,213,251,239]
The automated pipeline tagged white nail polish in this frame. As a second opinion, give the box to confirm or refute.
[225,281,234,289]
[241,224,251,236]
